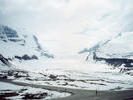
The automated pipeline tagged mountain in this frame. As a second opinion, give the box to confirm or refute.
[0,25,54,61]
[80,32,133,68]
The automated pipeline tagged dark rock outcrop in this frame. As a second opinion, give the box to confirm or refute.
[15,55,38,60]
[0,92,19,99]
[0,54,12,67]
[92,52,133,67]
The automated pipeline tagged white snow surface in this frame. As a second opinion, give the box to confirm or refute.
[0,25,52,59]
[96,32,133,59]
[0,40,39,58]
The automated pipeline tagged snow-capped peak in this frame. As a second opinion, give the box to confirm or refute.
[0,25,54,60]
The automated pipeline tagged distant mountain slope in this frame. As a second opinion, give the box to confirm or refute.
[95,32,133,59]
[80,32,133,67]
[0,25,54,61]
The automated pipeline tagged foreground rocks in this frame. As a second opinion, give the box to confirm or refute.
[22,92,48,99]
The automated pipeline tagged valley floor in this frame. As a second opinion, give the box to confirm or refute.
[1,79,133,100]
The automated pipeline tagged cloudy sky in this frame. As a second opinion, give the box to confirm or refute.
[0,0,133,57]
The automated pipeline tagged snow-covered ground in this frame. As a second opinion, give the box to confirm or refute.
[96,32,133,59]
[11,54,133,91]
[0,81,70,99]
[0,25,71,99]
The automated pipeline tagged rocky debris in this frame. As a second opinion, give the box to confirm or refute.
[14,72,29,78]
[22,92,48,99]
[49,74,58,80]
[0,69,52,82]
[0,75,7,79]
[0,88,50,100]
[0,92,19,99]
[0,70,29,79]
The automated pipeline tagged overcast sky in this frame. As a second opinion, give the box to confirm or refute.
[0,0,133,57]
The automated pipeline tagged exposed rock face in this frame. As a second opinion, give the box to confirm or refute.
[0,25,18,38]
[92,52,133,67]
